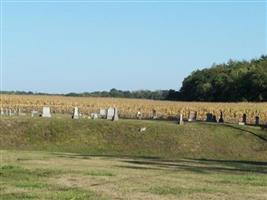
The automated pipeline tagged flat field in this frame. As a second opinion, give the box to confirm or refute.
[1,150,267,200]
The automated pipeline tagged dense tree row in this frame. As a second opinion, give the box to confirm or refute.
[65,89,169,100]
[2,89,170,100]
[175,55,267,102]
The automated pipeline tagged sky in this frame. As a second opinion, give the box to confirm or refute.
[1,0,266,93]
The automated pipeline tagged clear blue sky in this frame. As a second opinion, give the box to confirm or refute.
[2,1,266,93]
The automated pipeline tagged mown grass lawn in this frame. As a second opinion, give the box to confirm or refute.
[1,150,267,200]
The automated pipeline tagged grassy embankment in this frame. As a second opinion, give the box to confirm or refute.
[1,117,267,199]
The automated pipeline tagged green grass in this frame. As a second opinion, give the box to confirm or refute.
[0,117,267,161]
[149,185,221,196]
[86,170,115,177]
[1,151,267,200]
[1,117,267,199]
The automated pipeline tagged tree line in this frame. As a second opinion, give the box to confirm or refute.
[2,55,267,102]
[175,55,267,102]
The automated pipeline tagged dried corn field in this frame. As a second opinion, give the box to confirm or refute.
[1,95,267,124]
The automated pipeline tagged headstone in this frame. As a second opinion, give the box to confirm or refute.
[255,116,260,126]
[112,108,119,121]
[18,108,26,116]
[179,113,184,125]
[42,107,51,118]
[99,109,107,118]
[8,109,12,116]
[31,110,38,117]
[206,113,213,122]
[219,111,224,123]
[242,114,247,124]
[188,111,197,122]
[212,115,217,122]
[107,107,115,120]
[0,107,4,116]
[72,107,79,119]
[136,111,142,120]
[91,113,98,120]
[238,122,245,126]
[152,109,157,119]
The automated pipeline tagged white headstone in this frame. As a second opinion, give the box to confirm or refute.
[112,108,119,121]
[42,107,51,118]
[179,113,184,125]
[0,107,4,116]
[136,111,142,120]
[31,110,38,117]
[188,111,197,122]
[8,109,12,116]
[99,109,107,118]
[72,107,79,119]
[107,107,115,120]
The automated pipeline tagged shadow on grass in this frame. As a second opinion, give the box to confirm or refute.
[122,159,267,174]
[51,152,267,175]
[221,123,267,142]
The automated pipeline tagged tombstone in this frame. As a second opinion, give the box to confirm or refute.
[18,108,26,116]
[136,111,142,120]
[206,113,213,122]
[5,108,8,116]
[8,109,12,116]
[255,116,260,126]
[107,107,115,120]
[112,108,119,121]
[31,110,38,117]
[99,109,107,118]
[242,114,247,124]
[212,115,217,122]
[72,107,79,119]
[42,107,51,118]
[188,111,197,122]
[238,122,245,126]
[91,113,98,120]
[179,113,184,125]
[0,107,4,116]
[219,111,224,123]
[152,109,157,119]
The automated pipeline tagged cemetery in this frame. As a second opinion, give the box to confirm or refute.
[1,105,267,128]
[0,99,267,200]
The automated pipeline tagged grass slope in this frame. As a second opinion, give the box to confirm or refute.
[1,116,267,161]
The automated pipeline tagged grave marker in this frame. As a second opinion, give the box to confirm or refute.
[206,113,213,122]
[179,113,184,125]
[107,107,115,120]
[255,116,260,126]
[113,108,119,121]
[188,111,197,122]
[72,107,79,119]
[42,107,51,118]
[99,109,107,118]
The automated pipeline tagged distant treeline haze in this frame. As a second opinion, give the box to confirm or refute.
[3,55,267,102]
